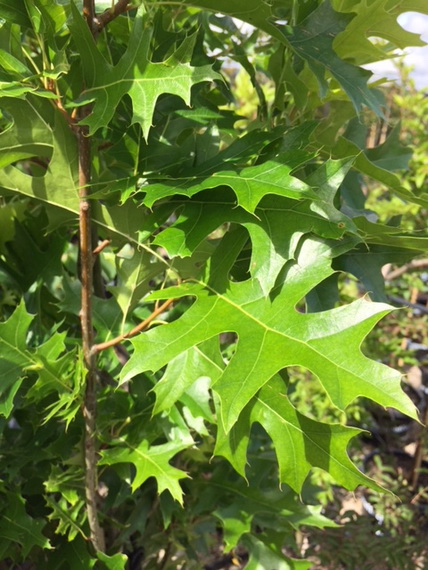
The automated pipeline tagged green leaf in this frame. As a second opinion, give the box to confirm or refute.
[69,4,221,139]
[333,0,428,63]
[172,0,284,40]
[108,247,165,330]
[144,150,316,212]
[122,234,417,439]
[152,338,222,416]
[365,123,412,171]
[354,217,428,251]
[57,275,123,343]
[0,0,31,27]
[202,474,335,550]
[97,552,128,570]
[0,48,31,76]
[0,301,34,416]
[215,376,381,492]
[0,97,168,246]
[99,438,190,504]
[47,536,96,569]
[242,533,311,570]
[335,243,426,302]
[45,496,86,542]
[0,486,51,556]
[153,158,357,291]
[332,134,428,208]
[0,301,78,418]
[283,1,383,115]
[0,97,79,227]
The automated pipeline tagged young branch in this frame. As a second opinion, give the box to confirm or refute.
[96,0,134,34]
[92,298,175,354]
[93,239,111,255]
[83,0,97,34]
[79,0,105,554]
[78,108,105,554]
[384,258,428,281]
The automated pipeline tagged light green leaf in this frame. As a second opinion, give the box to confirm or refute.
[121,234,417,440]
[152,339,222,415]
[0,48,31,76]
[214,503,252,551]
[97,552,128,570]
[0,301,34,416]
[99,438,190,504]
[333,0,428,63]
[215,376,381,492]
[153,158,357,292]
[69,4,220,139]
[0,301,78,419]
[45,496,86,542]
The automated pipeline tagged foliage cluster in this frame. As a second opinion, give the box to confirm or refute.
[0,0,427,568]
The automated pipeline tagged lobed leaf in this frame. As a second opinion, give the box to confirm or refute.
[69,4,221,139]
[122,235,417,470]
[99,438,191,504]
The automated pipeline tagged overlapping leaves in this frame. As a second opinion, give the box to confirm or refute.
[121,232,417,490]
[0,97,170,245]
[0,301,80,421]
[151,158,358,292]
[69,3,221,138]
[0,0,426,565]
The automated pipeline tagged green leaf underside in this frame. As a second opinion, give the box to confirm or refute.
[333,0,428,63]
[122,234,417,444]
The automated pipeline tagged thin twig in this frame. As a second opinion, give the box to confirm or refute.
[387,295,428,315]
[93,239,111,255]
[92,298,175,354]
[385,258,428,281]
[96,0,134,34]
